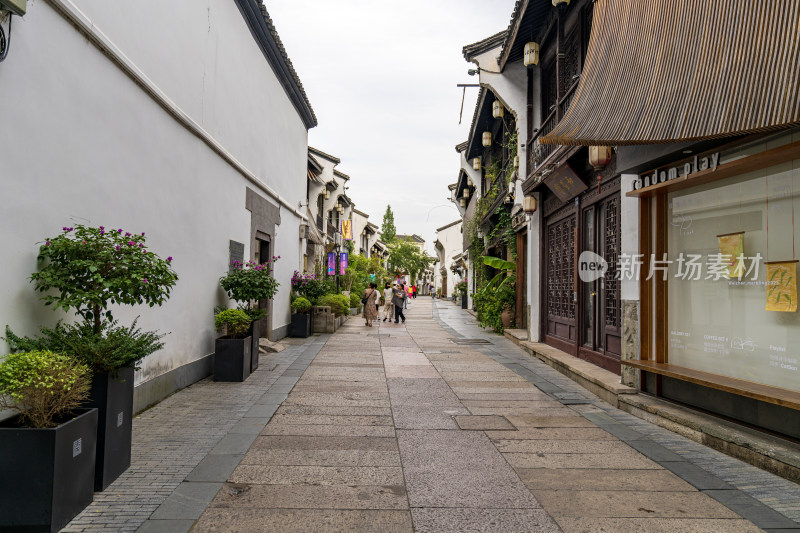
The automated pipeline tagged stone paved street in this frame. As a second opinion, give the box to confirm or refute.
[65,298,800,532]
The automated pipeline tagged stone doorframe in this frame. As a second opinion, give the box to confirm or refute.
[246,187,281,341]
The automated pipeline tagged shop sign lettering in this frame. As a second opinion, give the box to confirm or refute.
[632,153,720,191]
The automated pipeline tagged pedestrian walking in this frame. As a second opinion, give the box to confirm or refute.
[362,282,378,327]
[382,283,395,322]
[393,283,406,323]
[412,285,418,299]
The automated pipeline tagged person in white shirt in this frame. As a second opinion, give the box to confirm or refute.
[381,283,395,322]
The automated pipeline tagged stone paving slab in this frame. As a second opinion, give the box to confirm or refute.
[209,483,409,509]
[553,517,764,532]
[397,429,541,509]
[410,508,561,533]
[192,508,413,533]
[517,467,696,491]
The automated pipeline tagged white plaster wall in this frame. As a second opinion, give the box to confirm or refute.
[528,193,543,342]
[0,0,308,385]
[620,174,640,301]
[435,223,463,297]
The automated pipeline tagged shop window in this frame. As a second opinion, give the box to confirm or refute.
[667,156,800,393]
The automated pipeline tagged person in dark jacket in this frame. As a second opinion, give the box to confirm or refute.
[392,283,406,323]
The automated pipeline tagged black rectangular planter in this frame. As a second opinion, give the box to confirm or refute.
[290,313,311,337]
[461,295,468,309]
[214,336,252,382]
[248,317,267,373]
[86,367,134,492]
[0,408,98,532]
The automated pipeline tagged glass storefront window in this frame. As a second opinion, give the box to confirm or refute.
[667,149,800,393]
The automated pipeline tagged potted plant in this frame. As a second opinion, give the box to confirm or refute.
[290,297,312,337]
[213,309,252,382]
[220,259,279,372]
[349,292,362,315]
[455,279,469,309]
[6,224,176,491]
[0,350,98,532]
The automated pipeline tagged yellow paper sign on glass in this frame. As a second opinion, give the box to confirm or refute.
[766,262,797,313]
[717,233,745,278]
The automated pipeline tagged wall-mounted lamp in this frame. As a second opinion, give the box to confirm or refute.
[472,157,481,171]
[467,68,479,76]
[482,132,492,147]
[523,195,538,214]
[463,188,470,198]
[459,198,466,208]
[523,42,540,67]
[513,155,520,169]
[492,100,504,119]
[0,0,25,63]
[324,189,331,200]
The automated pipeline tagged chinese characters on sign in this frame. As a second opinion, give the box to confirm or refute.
[327,252,335,276]
[543,164,587,202]
[340,252,348,276]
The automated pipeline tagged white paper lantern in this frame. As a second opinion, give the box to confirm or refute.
[472,157,481,170]
[492,100,504,118]
[523,42,540,67]
[482,132,492,147]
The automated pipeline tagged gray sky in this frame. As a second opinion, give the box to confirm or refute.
[264,0,516,254]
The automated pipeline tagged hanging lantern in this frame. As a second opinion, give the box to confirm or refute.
[523,42,540,67]
[324,189,330,200]
[552,0,570,6]
[589,145,613,170]
[492,100,504,118]
[523,195,538,214]
[513,155,520,169]
[463,188,470,198]
[472,157,481,170]
[459,198,466,207]
[508,180,515,195]
[482,131,492,147]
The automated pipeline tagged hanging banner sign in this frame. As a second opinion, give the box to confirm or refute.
[327,252,335,276]
[340,252,349,275]
[766,261,798,312]
[543,163,587,202]
[717,231,745,278]
[341,220,353,241]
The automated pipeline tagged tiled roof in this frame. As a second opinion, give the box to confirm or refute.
[333,169,351,181]
[238,0,318,129]
[436,219,462,232]
[308,146,341,164]
[455,141,468,153]
[462,30,508,61]
[397,234,425,243]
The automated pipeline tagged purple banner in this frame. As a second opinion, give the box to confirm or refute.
[327,252,335,276]
[340,252,349,275]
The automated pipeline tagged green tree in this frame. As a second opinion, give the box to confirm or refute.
[381,205,397,243]
[388,240,434,283]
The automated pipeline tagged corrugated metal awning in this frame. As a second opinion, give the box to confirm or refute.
[541,0,800,146]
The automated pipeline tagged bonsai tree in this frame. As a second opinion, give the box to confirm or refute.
[6,225,177,373]
[30,225,178,334]
[0,350,91,428]
[290,297,312,314]
[214,309,252,339]
[220,259,280,320]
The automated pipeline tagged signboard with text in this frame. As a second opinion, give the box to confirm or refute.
[340,252,349,275]
[341,220,353,240]
[327,252,335,276]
